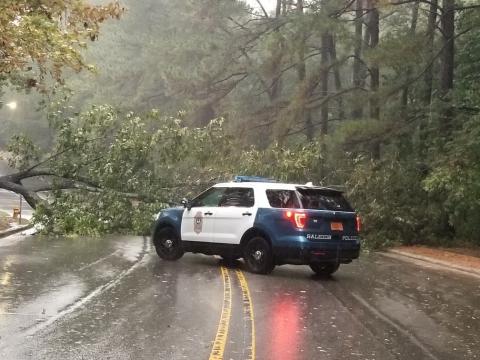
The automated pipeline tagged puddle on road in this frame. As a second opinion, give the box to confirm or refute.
[0,275,85,342]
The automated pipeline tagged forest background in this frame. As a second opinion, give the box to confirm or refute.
[1,0,479,248]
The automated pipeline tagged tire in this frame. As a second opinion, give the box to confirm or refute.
[154,227,184,261]
[243,236,275,274]
[309,262,339,276]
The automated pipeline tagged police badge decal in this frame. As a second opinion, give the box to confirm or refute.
[194,211,203,234]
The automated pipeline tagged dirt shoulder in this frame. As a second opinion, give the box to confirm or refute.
[386,245,480,277]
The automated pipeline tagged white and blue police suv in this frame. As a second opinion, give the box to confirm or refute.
[152,176,361,275]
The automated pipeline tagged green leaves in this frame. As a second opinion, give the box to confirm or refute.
[7,134,40,170]
[0,0,122,90]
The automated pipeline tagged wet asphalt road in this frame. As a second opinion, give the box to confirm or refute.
[0,234,479,360]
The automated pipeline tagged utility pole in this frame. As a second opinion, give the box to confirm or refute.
[19,195,22,224]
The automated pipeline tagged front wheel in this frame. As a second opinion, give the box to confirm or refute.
[154,227,184,261]
[243,236,275,274]
[309,262,339,276]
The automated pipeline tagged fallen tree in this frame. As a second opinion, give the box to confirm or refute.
[0,106,238,234]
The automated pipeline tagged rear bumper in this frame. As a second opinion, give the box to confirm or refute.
[273,238,360,265]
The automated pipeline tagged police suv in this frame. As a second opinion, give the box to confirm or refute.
[152,176,361,275]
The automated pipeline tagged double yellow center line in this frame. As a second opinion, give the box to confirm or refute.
[209,266,256,360]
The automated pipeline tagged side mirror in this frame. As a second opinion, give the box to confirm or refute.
[181,198,191,210]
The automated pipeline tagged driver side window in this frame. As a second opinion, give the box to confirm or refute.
[190,187,226,207]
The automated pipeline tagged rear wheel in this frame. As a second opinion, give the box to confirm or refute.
[243,236,275,274]
[309,262,339,276]
[154,227,184,261]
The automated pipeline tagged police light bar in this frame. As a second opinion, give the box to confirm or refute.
[233,176,277,183]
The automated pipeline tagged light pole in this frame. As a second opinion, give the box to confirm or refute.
[2,100,22,223]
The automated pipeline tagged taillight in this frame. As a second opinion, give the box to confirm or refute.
[356,215,362,233]
[284,211,307,229]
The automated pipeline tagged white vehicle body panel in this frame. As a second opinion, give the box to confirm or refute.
[209,206,257,244]
[181,207,216,242]
[181,182,305,244]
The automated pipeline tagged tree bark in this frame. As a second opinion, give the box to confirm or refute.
[439,0,455,135]
[320,31,330,137]
[0,169,149,210]
[368,0,380,120]
[296,0,313,140]
[270,0,284,101]
[328,34,345,120]
[0,177,42,209]
[440,0,455,94]
[401,1,419,112]
[423,0,438,105]
[352,0,365,119]
[276,0,282,16]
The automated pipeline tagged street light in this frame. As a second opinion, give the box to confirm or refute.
[6,101,17,110]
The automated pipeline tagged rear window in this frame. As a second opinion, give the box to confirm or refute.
[296,188,353,211]
[266,190,301,208]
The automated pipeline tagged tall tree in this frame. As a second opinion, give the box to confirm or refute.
[352,0,365,119]
[401,1,419,112]
[296,0,313,140]
[367,0,380,120]
[423,0,438,105]
[439,0,456,134]
[320,31,330,137]
[328,34,345,120]
[440,0,455,95]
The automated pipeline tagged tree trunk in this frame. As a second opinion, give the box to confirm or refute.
[424,0,438,105]
[401,1,419,112]
[328,34,345,120]
[270,0,284,101]
[352,0,364,119]
[276,0,282,16]
[439,0,455,135]
[440,0,455,94]
[296,0,313,140]
[0,177,41,209]
[368,0,380,120]
[296,0,305,82]
[320,31,330,137]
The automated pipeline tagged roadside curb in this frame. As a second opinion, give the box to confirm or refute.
[382,249,480,279]
[0,224,34,239]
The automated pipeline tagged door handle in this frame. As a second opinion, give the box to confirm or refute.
[242,212,252,216]
[204,211,213,216]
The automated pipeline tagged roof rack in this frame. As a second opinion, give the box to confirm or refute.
[233,175,277,183]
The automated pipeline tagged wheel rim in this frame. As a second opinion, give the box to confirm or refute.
[159,237,176,254]
[246,241,267,270]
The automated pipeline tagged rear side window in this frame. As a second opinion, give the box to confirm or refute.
[296,188,353,211]
[219,188,254,207]
[266,190,301,208]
